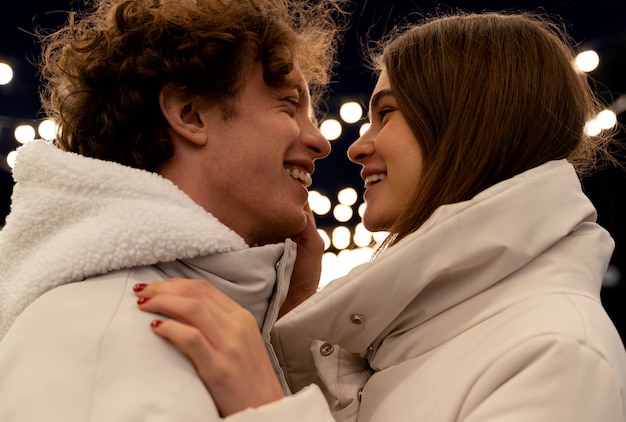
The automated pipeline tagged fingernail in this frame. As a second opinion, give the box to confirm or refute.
[133,283,147,292]
[151,320,162,328]
[137,297,150,305]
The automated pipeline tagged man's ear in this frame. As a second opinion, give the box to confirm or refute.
[159,84,208,146]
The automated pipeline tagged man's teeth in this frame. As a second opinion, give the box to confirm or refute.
[285,167,312,188]
[364,173,386,187]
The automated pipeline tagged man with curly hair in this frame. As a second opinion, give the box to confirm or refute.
[0,0,345,420]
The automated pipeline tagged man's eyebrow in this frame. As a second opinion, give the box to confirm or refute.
[283,79,305,96]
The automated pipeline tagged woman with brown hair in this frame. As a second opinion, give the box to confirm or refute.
[134,11,626,421]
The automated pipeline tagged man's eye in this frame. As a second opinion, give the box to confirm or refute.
[285,97,300,107]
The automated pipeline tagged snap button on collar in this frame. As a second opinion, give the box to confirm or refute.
[319,342,334,356]
[350,314,365,324]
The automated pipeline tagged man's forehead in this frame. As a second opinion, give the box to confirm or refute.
[284,63,308,91]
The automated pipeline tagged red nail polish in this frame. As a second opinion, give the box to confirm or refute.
[151,320,162,328]
[133,283,147,292]
[137,297,149,305]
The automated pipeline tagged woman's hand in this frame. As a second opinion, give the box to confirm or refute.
[280,203,324,317]
[133,279,284,417]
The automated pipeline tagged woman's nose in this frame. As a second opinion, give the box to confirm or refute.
[347,131,374,163]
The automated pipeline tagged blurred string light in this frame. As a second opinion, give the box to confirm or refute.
[359,123,370,136]
[319,118,342,141]
[0,62,14,85]
[596,109,618,128]
[319,248,371,289]
[317,228,331,251]
[1,60,58,169]
[353,223,373,247]
[6,151,18,169]
[337,187,358,206]
[372,231,389,243]
[332,226,351,250]
[358,203,366,217]
[575,49,615,137]
[613,95,626,115]
[14,125,35,144]
[38,119,59,141]
[585,120,602,137]
[5,119,59,168]
[333,204,353,222]
[575,49,600,72]
[339,101,363,123]
[585,109,618,136]
[603,265,622,288]
[318,101,367,143]
[310,185,392,288]
[308,190,331,215]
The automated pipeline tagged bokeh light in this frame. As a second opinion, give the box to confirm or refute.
[339,101,363,123]
[320,119,342,141]
[0,62,13,85]
[14,125,36,144]
[575,50,600,72]
[38,119,58,141]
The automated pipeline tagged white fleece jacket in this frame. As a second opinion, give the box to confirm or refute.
[0,139,247,339]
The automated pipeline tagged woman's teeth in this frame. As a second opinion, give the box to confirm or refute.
[364,173,386,188]
[285,167,312,187]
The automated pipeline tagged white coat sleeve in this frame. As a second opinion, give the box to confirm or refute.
[225,384,336,421]
[462,335,626,421]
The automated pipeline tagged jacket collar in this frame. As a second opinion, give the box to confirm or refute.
[157,241,296,331]
[277,160,614,356]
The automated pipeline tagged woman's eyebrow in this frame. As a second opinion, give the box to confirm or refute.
[369,88,394,111]
[368,88,394,120]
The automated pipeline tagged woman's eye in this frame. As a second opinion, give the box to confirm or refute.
[378,108,395,121]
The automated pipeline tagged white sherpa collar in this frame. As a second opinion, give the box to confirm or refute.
[0,140,247,339]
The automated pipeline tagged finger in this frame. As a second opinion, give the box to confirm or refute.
[133,278,201,298]
[134,278,239,314]
[138,294,249,346]
[138,294,217,336]
[291,208,323,245]
[150,319,212,357]
[149,319,219,378]
[147,302,262,363]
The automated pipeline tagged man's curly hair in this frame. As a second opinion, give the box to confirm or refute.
[38,0,347,171]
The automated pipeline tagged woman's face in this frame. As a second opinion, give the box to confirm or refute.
[347,70,423,232]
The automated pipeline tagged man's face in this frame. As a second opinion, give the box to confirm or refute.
[193,63,330,245]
